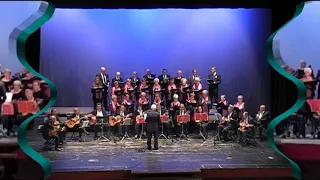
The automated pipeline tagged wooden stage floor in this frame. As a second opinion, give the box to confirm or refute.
[27,131,290,174]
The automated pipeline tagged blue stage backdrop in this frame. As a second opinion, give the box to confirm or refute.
[0,2,41,73]
[39,8,271,114]
[274,1,320,98]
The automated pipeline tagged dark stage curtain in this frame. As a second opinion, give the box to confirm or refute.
[25,28,40,72]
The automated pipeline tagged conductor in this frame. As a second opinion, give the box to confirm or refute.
[145,104,161,150]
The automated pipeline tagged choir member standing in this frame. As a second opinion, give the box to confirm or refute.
[91,77,104,109]
[143,69,156,100]
[130,71,140,102]
[174,70,184,88]
[188,69,200,86]
[208,66,221,105]
[32,81,49,109]
[111,72,123,88]
[158,69,170,105]
[96,67,109,110]
[316,69,320,99]
[0,79,6,115]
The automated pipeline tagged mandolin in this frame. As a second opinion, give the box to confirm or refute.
[65,116,87,128]
[109,113,132,127]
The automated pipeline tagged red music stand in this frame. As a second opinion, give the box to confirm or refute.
[1,103,14,115]
[307,99,320,112]
[194,113,209,122]
[194,113,208,140]
[160,115,169,123]
[159,115,169,139]
[17,101,37,114]
[177,114,190,139]
[177,115,190,124]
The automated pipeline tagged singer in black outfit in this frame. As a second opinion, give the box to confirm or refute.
[145,104,161,150]
[316,69,320,99]
[96,67,110,110]
[0,80,6,115]
[208,66,221,104]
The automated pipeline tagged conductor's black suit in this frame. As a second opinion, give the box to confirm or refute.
[145,109,161,150]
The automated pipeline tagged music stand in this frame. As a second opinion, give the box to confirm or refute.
[120,118,133,141]
[159,115,169,139]
[79,120,90,142]
[207,79,214,85]
[141,87,149,94]
[208,113,222,145]
[177,114,190,139]
[136,117,146,140]
[194,113,208,141]
[96,116,111,142]
[2,103,14,115]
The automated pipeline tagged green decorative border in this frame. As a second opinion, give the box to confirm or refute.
[12,2,56,179]
[267,2,306,180]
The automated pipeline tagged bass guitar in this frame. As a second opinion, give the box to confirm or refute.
[109,113,132,127]
[65,116,87,128]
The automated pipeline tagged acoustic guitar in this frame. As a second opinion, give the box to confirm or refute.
[239,121,253,132]
[135,114,144,123]
[65,116,87,128]
[49,120,60,137]
[109,113,132,127]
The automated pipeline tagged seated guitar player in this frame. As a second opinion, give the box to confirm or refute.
[112,105,131,138]
[47,109,66,145]
[89,103,109,140]
[156,104,170,137]
[134,105,145,138]
[67,108,88,142]
[218,105,239,141]
[255,104,270,140]
[195,106,208,139]
[237,112,254,143]
[176,104,190,137]
[42,116,61,151]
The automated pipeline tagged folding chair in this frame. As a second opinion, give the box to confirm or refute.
[42,138,55,150]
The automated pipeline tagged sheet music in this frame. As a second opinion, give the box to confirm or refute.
[5,93,13,103]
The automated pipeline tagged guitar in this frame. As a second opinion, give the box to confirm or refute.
[109,113,132,127]
[65,116,87,128]
[239,121,253,132]
[48,120,60,137]
[135,114,144,123]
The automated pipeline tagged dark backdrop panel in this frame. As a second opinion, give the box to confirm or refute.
[39,8,271,114]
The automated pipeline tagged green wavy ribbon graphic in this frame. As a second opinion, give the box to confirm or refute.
[267,2,306,180]
[12,2,56,179]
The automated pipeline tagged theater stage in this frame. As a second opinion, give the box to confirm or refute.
[25,129,292,179]
[17,107,291,179]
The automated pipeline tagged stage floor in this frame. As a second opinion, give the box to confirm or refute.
[27,132,290,173]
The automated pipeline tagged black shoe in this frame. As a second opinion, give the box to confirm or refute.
[55,148,61,151]
[94,136,98,140]
[147,147,152,150]
[59,142,63,145]
[154,148,159,150]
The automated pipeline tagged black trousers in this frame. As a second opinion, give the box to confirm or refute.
[135,123,146,135]
[103,88,109,110]
[209,86,219,103]
[237,129,252,141]
[219,124,235,141]
[177,123,189,135]
[111,123,123,137]
[196,122,208,138]
[147,131,159,149]
[292,115,306,137]
[311,116,320,138]
[48,135,60,149]
[58,130,66,143]
[94,123,109,138]
[257,123,267,139]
